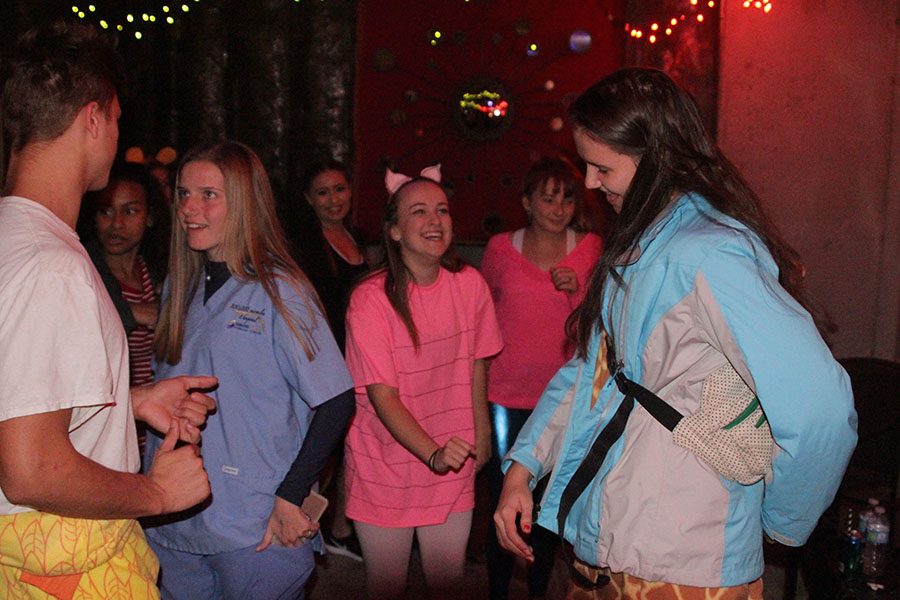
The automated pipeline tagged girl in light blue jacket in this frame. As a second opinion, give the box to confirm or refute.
[493,68,856,599]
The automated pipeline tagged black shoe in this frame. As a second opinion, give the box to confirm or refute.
[323,530,364,562]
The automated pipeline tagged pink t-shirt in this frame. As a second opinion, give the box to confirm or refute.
[481,231,602,409]
[344,266,503,527]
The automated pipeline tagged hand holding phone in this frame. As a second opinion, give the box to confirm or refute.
[257,493,329,552]
[300,490,329,523]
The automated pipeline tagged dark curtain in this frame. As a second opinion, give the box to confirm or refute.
[1,0,357,235]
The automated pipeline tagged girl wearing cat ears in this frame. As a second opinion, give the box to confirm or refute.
[343,165,503,600]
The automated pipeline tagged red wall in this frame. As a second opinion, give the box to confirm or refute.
[354,0,623,242]
[718,0,900,359]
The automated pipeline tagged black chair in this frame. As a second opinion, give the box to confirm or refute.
[835,358,900,498]
[796,357,900,599]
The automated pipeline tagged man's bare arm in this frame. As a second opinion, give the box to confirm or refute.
[0,409,209,519]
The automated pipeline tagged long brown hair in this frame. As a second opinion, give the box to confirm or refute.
[566,68,828,359]
[154,140,323,365]
[371,177,464,349]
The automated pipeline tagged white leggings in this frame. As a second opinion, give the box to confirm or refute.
[354,510,472,600]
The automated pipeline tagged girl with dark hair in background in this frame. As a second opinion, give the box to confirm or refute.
[84,161,172,460]
[297,160,369,561]
[85,162,170,388]
[343,165,503,599]
[494,68,856,599]
[299,160,368,352]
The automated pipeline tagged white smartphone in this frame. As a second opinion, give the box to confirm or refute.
[300,490,329,523]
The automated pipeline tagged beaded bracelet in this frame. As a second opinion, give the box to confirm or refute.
[427,448,440,472]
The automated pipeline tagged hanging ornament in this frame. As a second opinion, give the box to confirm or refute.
[374,48,396,72]
[389,109,407,127]
[568,30,592,54]
[514,18,531,36]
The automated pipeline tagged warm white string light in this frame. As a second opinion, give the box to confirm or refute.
[742,0,773,13]
[71,0,772,43]
[626,0,772,45]
[70,0,201,38]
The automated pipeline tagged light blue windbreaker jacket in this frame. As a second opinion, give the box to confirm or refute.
[505,193,857,587]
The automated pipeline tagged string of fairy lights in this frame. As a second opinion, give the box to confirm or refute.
[626,0,773,44]
[69,0,773,42]
[70,0,313,38]
[69,1,201,38]
[743,0,774,12]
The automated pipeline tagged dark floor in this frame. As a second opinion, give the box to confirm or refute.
[305,473,803,600]
[306,544,801,600]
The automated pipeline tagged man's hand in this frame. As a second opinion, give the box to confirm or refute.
[256,496,318,552]
[132,375,217,444]
[146,419,210,514]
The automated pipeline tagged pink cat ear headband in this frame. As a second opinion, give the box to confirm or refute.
[384,163,442,195]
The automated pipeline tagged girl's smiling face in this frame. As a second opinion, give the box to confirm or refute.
[305,169,351,228]
[176,160,229,261]
[523,177,576,234]
[389,180,452,268]
[574,128,639,214]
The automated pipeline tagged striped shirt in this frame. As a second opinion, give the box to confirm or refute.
[344,266,503,527]
[118,256,156,386]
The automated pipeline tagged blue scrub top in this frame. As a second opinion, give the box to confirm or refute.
[145,274,352,554]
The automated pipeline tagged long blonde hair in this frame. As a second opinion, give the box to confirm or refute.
[154,140,323,365]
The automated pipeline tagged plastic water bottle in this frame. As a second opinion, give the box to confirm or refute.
[862,506,890,580]
[837,529,864,578]
[858,497,879,537]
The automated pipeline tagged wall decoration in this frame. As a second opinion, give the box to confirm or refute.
[623,0,720,134]
[743,0,773,12]
[354,0,623,242]
[569,30,593,54]
[455,82,513,142]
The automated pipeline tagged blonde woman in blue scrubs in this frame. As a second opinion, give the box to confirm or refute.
[145,141,354,599]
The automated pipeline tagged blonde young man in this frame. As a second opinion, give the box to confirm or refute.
[0,22,216,598]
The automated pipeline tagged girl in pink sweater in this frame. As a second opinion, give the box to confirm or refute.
[344,165,503,600]
[480,157,602,600]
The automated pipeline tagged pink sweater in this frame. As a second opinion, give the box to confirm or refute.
[343,266,503,527]
[481,231,602,409]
